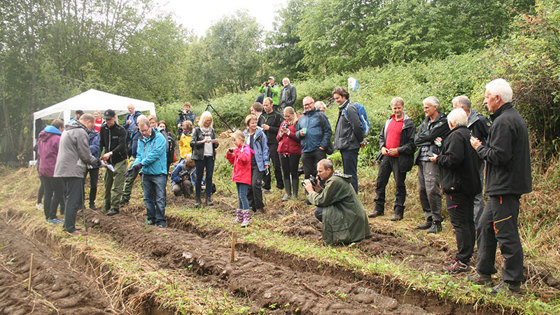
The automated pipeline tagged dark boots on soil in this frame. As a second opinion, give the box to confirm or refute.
[282,183,292,202]
[241,210,251,227]
[195,198,202,208]
[107,208,119,216]
[417,219,433,230]
[233,209,243,224]
[427,221,442,234]
[206,196,213,206]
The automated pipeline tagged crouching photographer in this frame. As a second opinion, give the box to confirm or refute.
[170,155,195,198]
[303,159,370,245]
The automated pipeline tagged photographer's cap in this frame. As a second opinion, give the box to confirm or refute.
[103,109,116,119]
[268,76,274,80]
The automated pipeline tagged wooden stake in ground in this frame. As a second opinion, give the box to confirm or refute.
[230,232,237,263]
[28,253,34,291]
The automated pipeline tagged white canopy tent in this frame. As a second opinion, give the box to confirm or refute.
[32,89,156,161]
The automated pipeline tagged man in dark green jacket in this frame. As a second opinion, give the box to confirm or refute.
[304,159,370,245]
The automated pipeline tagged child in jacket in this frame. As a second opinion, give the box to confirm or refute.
[226,130,254,227]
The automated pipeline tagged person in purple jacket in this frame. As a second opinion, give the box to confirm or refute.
[37,119,65,224]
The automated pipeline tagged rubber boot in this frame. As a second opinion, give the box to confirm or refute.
[292,180,299,200]
[233,209,243,224]
[241,210,251,227]
[282,183,292,201]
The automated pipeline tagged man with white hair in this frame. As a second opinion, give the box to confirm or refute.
[469,78,532,294]
[279,77,297,110]
[414,96,450,233]
[429,108,481,273]
[452,95,491,230]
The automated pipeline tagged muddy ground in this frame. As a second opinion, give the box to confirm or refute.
[1,168,557,314]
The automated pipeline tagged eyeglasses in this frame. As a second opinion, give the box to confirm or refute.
[303,102,314,106]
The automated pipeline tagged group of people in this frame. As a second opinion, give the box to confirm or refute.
[35,77,531,295]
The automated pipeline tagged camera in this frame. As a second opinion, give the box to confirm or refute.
[301,175,317,187]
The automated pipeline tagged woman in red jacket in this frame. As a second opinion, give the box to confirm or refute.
[226,130,254,227]
[277,107,302,201]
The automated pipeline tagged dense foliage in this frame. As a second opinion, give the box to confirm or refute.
[4,0,560,164]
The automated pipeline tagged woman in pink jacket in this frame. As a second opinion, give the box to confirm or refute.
[277,107,302,201]
[226,130,254,227]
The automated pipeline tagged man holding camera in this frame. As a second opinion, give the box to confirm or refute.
[259,76,280,111]
[170,155,195,198]
[176,102,196,139]
[303,159,370,245]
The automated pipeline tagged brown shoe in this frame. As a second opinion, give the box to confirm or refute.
[368,210,384,218]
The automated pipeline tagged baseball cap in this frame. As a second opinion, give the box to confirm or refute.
[103,109,116,119]
[268,76,274,80]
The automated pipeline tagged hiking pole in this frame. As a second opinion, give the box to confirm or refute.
[205,103,235,132]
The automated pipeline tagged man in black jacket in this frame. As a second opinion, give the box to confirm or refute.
[452,95,491,230]
[469,79,532,295]
[333,86,364,193]
[414,96,450,233]
[370,97,415,221]
[100,109,127,216]
[261,97,284,192]
[430,108,481,273]
[279,77,297,110]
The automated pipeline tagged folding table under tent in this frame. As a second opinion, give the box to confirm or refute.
[32,89,156,161]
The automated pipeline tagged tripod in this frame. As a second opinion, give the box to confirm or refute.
[205,104,235,132]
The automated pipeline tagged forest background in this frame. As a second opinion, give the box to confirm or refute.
[1,0,559,167]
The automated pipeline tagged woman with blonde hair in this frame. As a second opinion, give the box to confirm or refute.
[190,111,219,207]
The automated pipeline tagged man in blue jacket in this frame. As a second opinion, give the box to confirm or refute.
[296,96,332,180]
[128,117,168,228]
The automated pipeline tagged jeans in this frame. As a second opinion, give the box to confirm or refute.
[301,148,326,180]
[142,174,167,227]
[341,148,359,193]
[476,194,524,282]
[122,157,140,203]
[263,143,284,190]
[417,161,443,222]
[446,193,475,264]
[41,176,64,220]
[236,183,250,210]
[473,162,485,230]
[103,159,126,211]
[62,177,84,233]
[247,164,264,210]
[84,168,99,206]
[374,156,407,215]
[280,154,301,197]
[195,156,215,200]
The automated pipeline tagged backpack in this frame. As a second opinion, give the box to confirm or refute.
[343,103,370,136]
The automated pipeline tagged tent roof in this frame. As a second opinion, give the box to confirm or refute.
[33,89,156,121]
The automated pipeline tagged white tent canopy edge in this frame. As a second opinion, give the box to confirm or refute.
[31,89,156,163]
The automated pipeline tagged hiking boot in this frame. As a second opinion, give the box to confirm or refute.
[144,219,154,225]
[233,209,243,224]
[282,194,291,202]
[107,209,119,216]
[241,210,251,227]
[427,221,442,234]
[120,199,129,206]
[467,272,493,285]
[491,280,521,295]
[206,197,214,206]
[417,220,433,230]
[390,214,403,221]
[443,260,469,273]
[195,198,202,208]
[368,210,384,218]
